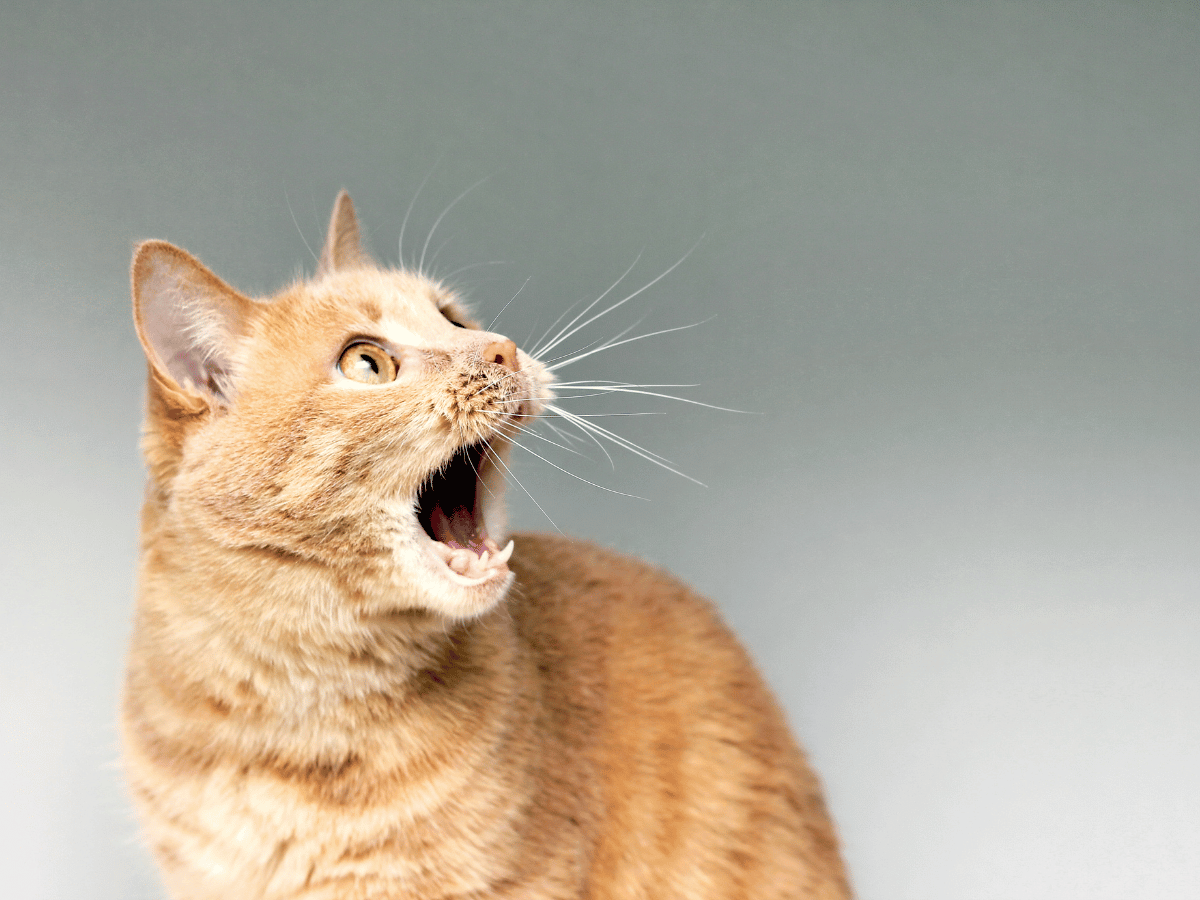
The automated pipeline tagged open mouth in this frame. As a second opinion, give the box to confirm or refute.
[415,439,514,582]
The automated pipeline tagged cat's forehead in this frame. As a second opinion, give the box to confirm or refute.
[263,267,465,346]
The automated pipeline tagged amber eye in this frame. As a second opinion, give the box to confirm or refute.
[338,343,397,384]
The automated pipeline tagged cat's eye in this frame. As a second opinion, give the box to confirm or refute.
[439,305,471,329]
[338,342,397,384]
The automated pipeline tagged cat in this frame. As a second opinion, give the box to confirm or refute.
[121,191,852,899]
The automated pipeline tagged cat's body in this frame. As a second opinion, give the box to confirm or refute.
[122,193,851,899]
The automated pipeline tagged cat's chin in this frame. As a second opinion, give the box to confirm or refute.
[408,544,516,620]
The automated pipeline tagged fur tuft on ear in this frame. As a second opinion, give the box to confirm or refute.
[317,190,372,277]
[132,240,255,405]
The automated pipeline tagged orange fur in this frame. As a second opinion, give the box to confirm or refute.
[121,193,851,898]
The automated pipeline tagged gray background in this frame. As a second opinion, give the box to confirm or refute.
[2,1,1198,897]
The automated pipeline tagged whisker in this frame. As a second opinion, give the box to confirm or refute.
[529,294,591,360]
[419,176,490,274]
[535,236,703,361]
[545,317,714,373]
[522,429,588,457]
[537,411,665,418]
[549,404,706,486]
[558,386,749,413]
[536,327,630,369]
[536,316,645,369]
[285,188,318,265]
[550,404,674,464]
[464,437,498,502]
[555,380,698,386]
[490,417,586,458]
[488,276,532,331]
[399,157,441,268]
[543,420,588,448]
[533,251,643,359]
[509,440,647,500]
[524,320,541,348]
[533,389,635,401]
[484,443,561,534]
[544,406,617,470]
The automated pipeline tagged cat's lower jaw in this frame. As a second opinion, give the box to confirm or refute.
[428,535,516,583]
[371,529,516,621]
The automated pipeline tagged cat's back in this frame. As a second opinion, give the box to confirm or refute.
[508,533,851,900]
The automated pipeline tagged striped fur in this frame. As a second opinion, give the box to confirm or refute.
[121,193,851,899]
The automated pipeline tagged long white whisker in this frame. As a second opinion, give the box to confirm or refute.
[285,189,318,265]
[532,251,643,359]
[535,237,702,360]
[538,317,645,368]
[573,418,705,486]
[419,176,490,274]
[488,276,531,331]
[536,328,629,369]
[462,438,499,502]
[559,386,749,413]
[551,405,674,464]
[509,441,647,500]
[536,411,665,418]
[554,380,699,387]
[545,318,714,373]
[530,295,590,360]
[550,404,706,485]
[533,389,633,401]
[558,416,616,469]
[399,158,440,267]
[543,405,618,469]
[492,420,587,457]
[543,420,589,449]
[485,444,560,534]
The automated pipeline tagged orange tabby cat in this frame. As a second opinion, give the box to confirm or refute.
[121,192,851,899]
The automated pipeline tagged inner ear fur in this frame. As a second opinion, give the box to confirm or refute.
[317,190,372,277]
[132,240,256,408]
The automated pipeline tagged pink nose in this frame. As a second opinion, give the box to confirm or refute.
[483,338,519,372]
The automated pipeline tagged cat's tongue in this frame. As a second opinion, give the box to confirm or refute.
[428,504,488,555]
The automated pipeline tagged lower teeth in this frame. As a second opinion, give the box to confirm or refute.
[432,538,516,578]
[448,550,473,575]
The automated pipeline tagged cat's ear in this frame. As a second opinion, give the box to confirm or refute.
[132,240,255,407]
[317,190,372,277]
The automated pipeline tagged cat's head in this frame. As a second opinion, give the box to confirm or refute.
[133,192,552,621]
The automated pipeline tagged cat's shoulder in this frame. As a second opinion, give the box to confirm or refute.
[509,531,708,608]
[506,531,741,659]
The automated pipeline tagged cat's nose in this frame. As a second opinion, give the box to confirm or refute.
[482,338,519,373]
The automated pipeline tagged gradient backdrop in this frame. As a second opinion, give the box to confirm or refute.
[2,2,1198,898]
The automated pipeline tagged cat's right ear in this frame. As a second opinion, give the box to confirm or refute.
[131,240,255,411]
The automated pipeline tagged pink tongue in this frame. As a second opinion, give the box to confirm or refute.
[429,505,488,555]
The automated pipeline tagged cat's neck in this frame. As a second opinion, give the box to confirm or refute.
[124,523,539,892]
[133,493,522,722]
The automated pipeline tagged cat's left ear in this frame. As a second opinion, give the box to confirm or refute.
[132,240,256,407]
[316,190,372,277]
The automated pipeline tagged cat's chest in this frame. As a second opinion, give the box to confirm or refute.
[148,750,549,899]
